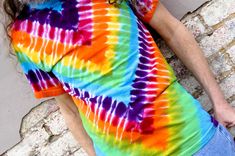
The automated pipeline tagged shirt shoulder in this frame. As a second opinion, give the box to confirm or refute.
[128,0,159,23]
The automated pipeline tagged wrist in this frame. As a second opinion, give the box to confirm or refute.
[212,98,228,109]
[210,94,228,111]
[204,81,226,106]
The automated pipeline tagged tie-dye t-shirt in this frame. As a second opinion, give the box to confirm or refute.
[10,0,218,155]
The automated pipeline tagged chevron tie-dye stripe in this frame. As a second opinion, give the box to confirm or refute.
[10,0,218,155]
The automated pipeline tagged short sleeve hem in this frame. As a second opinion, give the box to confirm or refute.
[130,0,160,23]
[143,0,159,23]
[34,85,66,99]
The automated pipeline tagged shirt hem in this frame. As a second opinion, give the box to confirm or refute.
[34,87,66,99]
[180,124,218,156]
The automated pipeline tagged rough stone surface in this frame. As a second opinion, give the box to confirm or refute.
[43,110,68,136]
[231,100,235,107]
[182,16,207,39]
[72,148,89,156]
[39,132,80,156]
[227,45,235,64]
[2,0,235,155]
[179,76,202,95]
[197,91,213,112]
[169,58,191,80]
[20,99,59,135]
[199,18,235,57]
[219,74,235,99]
[200,0,235,26]
[4,127,50,156]
[209,52,233,78]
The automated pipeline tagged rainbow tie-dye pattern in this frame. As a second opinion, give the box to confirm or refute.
[10,0,218,155]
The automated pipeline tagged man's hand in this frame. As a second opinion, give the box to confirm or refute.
[213,99,235,128]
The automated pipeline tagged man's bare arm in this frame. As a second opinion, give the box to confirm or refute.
[147,2,235,127]
[55,93,96,156]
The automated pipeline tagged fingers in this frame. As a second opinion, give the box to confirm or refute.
[218,121,235,129]
[225,122,235,129]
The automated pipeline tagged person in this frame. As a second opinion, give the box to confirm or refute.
[3,0,235,155]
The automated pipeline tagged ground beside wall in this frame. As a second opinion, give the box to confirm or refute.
[2,0,235,155]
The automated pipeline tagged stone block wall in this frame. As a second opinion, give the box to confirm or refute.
[2,0,235,155]
[176,0,235,112]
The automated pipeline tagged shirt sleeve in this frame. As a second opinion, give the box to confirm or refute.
[9,5,68,99]
[10,19,66,99]
[129,0,159,23]
[14,50,66,99]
